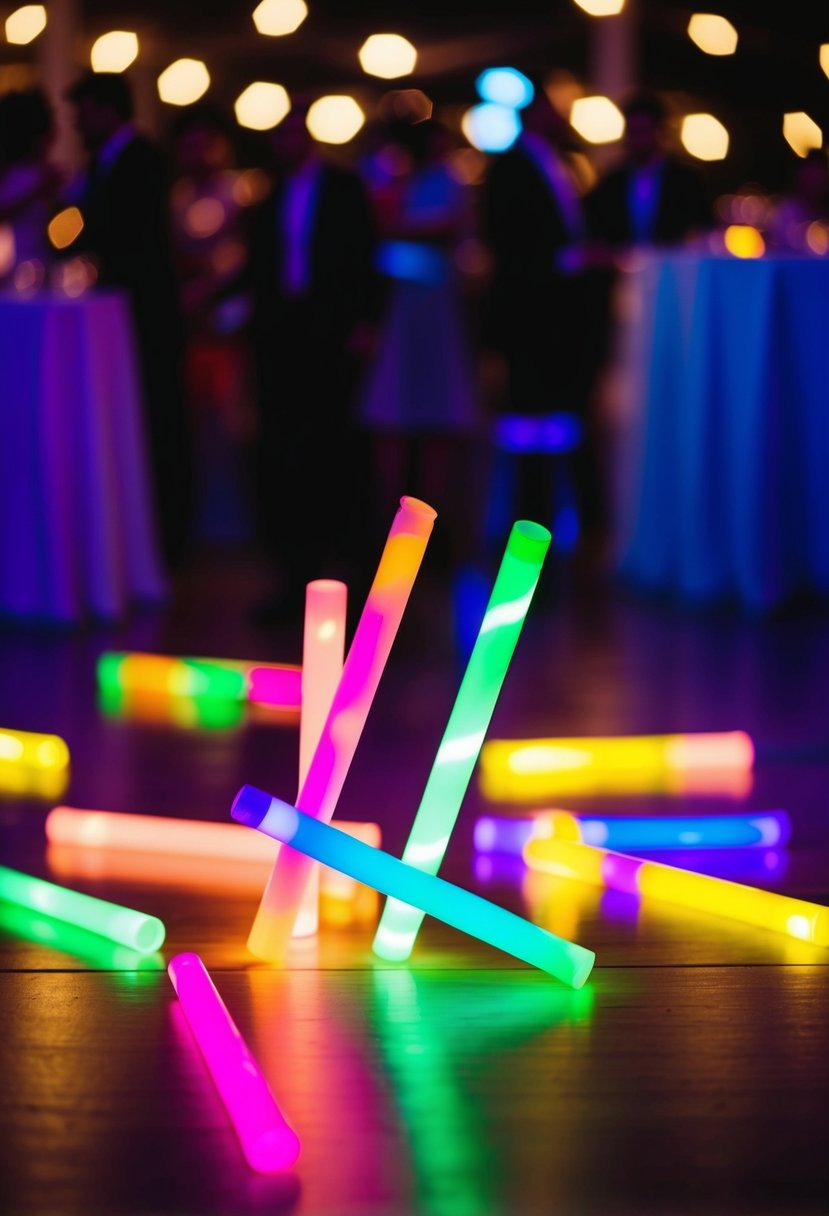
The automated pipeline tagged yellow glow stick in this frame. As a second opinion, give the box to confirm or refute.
[0,727,69,796]
[294,580,348,938]
[246,496,437,962]
[480,732,754,800]
[523,836,829,947]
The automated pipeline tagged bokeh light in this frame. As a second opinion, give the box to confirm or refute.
[377,88,433,123]
[5,5,46,45]
[572,0,625,14]
[723,225,765,259]
[306,95,365,144]
[680,112,729,161]
[821,45,829,80]
[806,221,829,256]
[476,67,534,110]
[252,0,308,36]
[782,111,822,158]
[157,59,211,106]
[90,31,139,73]
[184,198,225,239]
[569,95,624,144]
[461,103,521,153]
[47,207,84,251]
[687,14,738,56]
[234,81,291,130]
[358,33,417,79]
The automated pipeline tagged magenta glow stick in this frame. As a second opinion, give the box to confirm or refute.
[167,953,300,1173]
[246,496,437,961]
[247,667,302,710]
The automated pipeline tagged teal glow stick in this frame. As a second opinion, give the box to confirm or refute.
[373,520,551,962]
[0,864,165,954]
[231,787,594,988]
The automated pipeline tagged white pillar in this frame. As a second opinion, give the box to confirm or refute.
[589,0,638,103]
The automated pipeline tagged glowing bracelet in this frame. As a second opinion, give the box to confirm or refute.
[294,580,348,937]
[233,787,595,988]
[474,810,792,855]
[480,731,754,800]
[246,496,437,963]
[98,652,302,705]
[0,726,69,777]
[168,953,300,1172]
[0,864,165,953]
[373,520,550,962]
[522,837,829,947]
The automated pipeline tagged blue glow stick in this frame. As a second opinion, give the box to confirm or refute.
[231,786,595,989]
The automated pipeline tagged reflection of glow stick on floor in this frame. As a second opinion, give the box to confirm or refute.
[480,732,755,800]
[295,580,348,937]
[474,810,792,855]
[373,520,550,962]
[0,863,165,953]
[246,496,437,963]
[523,837,829,947]
[233,787,595,988]
[168,953,300,1173]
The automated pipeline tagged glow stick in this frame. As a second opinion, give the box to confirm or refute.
[233,787,595,988]
[523,837,829,947]
[168,953,300,1173]
[246,496,437,962]
[99,686,246,729]
[0,864,165,953]
[0,726,69,772]
[474,810,792,854]
[480,731,754,800]
[373,520,550,962]
[98,652,302,705]
[0,901,163,971]
[295,580,348,937]
[247,668,303,710]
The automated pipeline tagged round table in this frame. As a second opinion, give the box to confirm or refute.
[0,290,167,623]
[612,253,829,610]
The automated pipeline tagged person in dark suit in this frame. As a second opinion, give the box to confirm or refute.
[248,103,375,622]
[66,71,191,566]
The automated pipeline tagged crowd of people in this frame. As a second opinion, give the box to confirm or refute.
[1,71,827,622]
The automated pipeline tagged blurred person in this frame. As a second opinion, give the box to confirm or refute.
[360,118,479,568]
[170,105,254,543]
[0,89,59,278]
[770,150,829,251]
[247,101,375,624]
[66,70,191,567]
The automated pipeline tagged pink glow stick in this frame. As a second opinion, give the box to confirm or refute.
[246,496,437,961]
[168,952,300,1173]
[294,580,348,938]
[247,666,302,710]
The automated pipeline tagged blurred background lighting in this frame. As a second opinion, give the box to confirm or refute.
[782,111,822,158]
[461,103,521,153]
[821,45,829,80]
[687,14,738,56]
[377,88,433,123]
[90,31,139,72]
[569,95,624,144]
[572,0,625,14]
[157,59,211,106]
[5,5,46,44]
[723,225,765,258]
[305,95,365,144]
[476,67,535,110]
[234,81,291,130]
[806,221,829,255]
[358,33,417,79]
[47,207,84,250]
[252,0,308,36]
[680,113,729,160]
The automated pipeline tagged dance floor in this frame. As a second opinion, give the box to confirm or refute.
[2,553,828,1216]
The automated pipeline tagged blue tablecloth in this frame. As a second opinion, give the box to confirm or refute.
[614,254,829,610]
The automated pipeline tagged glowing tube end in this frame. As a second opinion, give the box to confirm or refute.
[135,916,166,954]
[509,520,552,563]
[247,1125,302,1174]
[397,495,438,535]
[232,786,273,829]
[569,946,596,990]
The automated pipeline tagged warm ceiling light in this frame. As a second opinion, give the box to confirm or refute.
[572,0,625,15]
[157,59,210,106]
[821,45,829,80]
[461,103,521,153]
[90,31,139,73]
[47,207,84,251]
[783,111,822,158]
[234,82,291,131]
[358,33,417,79]
[723,225,764,259]
[569,95,624,144]
[680,113,729,161]
[306,95,365,144]
[5,5,46,44]
[252,0,308,36]
[687,14,738,56]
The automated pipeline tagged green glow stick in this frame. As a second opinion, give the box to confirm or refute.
[372,520,551,962]
[0,864,165,954]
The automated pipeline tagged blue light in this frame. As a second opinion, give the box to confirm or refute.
[464,103,521,153]
[494,413,583,454]
[476,68,535,111]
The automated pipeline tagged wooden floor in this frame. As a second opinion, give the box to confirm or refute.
[2,551,828,1216]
